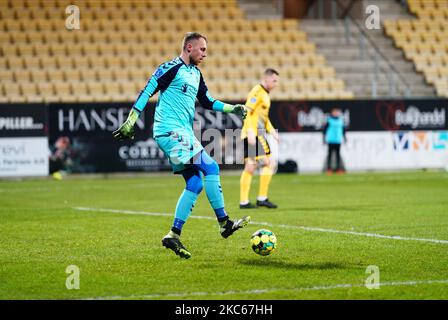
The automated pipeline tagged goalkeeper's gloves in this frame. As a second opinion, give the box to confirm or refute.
[112,109,139,141]
[223,104,247,120]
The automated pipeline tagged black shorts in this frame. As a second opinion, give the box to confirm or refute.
[243,135,271,160]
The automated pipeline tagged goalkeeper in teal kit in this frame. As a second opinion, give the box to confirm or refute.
[113,32,250,259]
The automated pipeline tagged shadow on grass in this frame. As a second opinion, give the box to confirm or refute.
[238,258,348,270]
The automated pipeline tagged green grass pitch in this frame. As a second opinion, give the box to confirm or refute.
[1,171,447,300]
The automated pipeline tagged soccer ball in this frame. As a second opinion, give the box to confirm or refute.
[250,229,277,256]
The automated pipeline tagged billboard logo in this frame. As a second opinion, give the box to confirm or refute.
[0,144,26,156]
[376,102,446,130]
[433,131,448,150]
[393,132,410,150]
[393,131,447,151]
[0,117,44,130]
[395,106,445,129]
[118,139,165,160]
[57,108,145,132]
[412,132,430,150]
[297,107,350,130]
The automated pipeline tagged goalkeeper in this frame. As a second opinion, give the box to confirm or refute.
[113,32,250,259]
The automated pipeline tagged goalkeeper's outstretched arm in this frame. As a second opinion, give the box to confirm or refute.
[112,64,173,141]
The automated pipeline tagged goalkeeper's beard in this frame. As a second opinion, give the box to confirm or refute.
[189,55,203,66]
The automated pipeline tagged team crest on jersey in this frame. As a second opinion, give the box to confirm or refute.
[250,97,257,103]
[154,68,164,78]
[181,83,188,93]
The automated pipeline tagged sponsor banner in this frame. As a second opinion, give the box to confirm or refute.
[48,103,164,172]
[0,137,49,176]
[46,101,448,173]
[277,131,448,172]
[48,103,243,136]
[49,136,171,173]
[48,103,244,172]
[270,100,447,132]
[49,103,151,137]
[0,104,47,137]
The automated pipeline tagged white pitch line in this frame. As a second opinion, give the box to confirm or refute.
[73,207,448,245]
[81,279,448,300]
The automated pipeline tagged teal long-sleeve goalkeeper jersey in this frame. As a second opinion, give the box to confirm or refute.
[132,56,225,137]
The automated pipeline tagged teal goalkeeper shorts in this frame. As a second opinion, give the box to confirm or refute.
[154,129,203,173]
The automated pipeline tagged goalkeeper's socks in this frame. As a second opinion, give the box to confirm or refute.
[240,170,253,204]
[171,189,198,235]
[258,166,273,200]
[204,174,228,219]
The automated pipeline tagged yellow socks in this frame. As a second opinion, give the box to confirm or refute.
[240,170,253,204]
[258,166,273,200]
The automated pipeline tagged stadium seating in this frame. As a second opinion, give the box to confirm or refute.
[384,0,448,97]
[0,0,353,103]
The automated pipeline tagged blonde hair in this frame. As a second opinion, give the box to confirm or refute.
[182,32,207,50]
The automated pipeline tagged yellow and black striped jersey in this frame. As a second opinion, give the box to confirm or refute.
[241,84,275,139]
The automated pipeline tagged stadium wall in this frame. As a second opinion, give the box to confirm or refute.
[0,99,447,177]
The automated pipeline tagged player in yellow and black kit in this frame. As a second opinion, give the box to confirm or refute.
[240,68,280,209]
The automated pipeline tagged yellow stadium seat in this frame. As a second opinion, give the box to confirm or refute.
[298,81,313,93]
[103,82,123,101]
[87,82,105,96]
[37,82,54,97]
[300,42,316,54]
[439,66,448,77]
[309,54,326,66]
[80,69,98,82]
[415,42,430,54]
[313,79,331,91]
[39,56,58,69]
[24,57,41,69]
[397,19,412,31]
[338,91,355,99]
[413,55,428,71]
[320,66,336,78]
[21,82,39,97]
[113,69,130,81]
[3,82,21,95]
[7,56,25,69]
[49,69,65,82]
[13,70,31,82]
[65,69,81,81]
[54,82,71,96]
[330,79,345,91]
[282,82,299,93]
[82,43,99,55]
[283,19,298,30]
[428,55,443,66]
[431,43,445,53]
[18,44,36,58]
[0,58,7,70]
[0,70,14,82]
[31,70,47,82]
[96,69,114,81]
[1,44,18,56]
